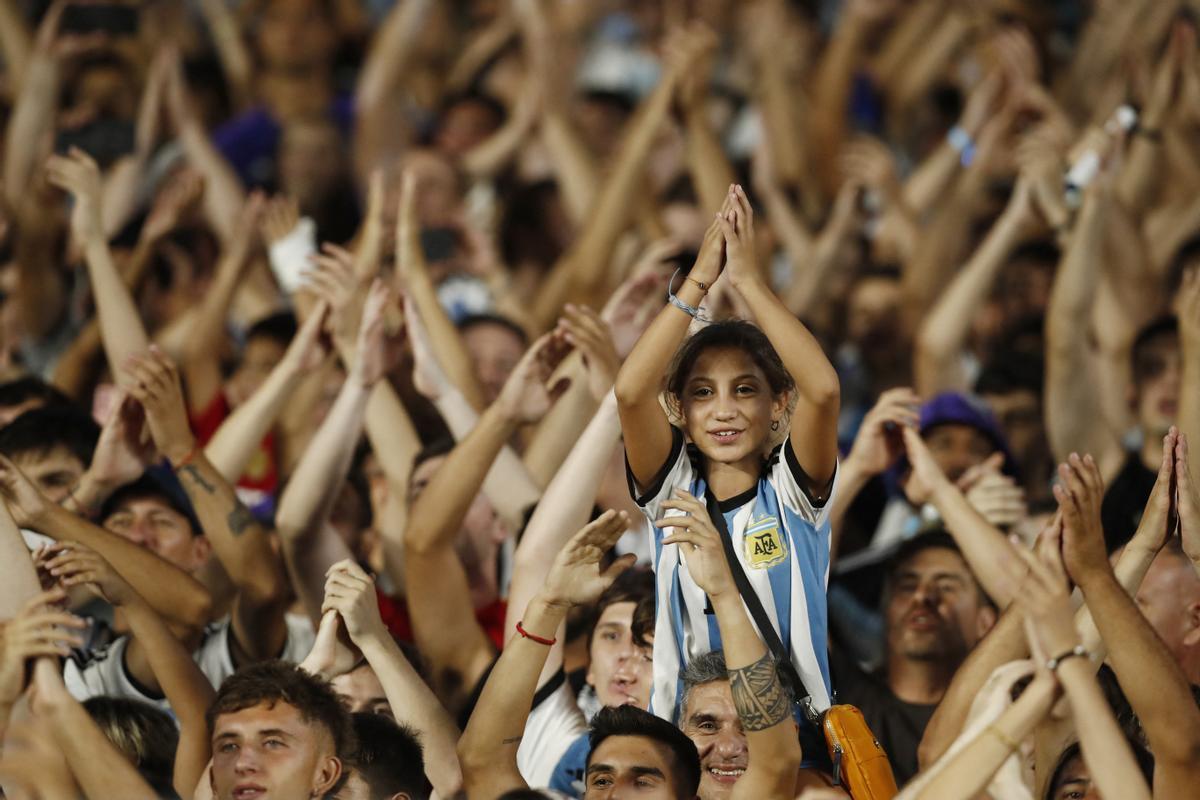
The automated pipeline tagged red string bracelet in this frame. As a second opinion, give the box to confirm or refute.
[516,621,556,646]
[171,444,200,471]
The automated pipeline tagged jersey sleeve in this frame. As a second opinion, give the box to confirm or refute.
[772,437,839,527]
[516,670,589,789]
[625,426,694,523]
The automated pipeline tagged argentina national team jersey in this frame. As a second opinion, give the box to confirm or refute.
[627,427,837,724]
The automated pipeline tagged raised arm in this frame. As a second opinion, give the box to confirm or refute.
[125,350,289,663]
[1044,146,1125,478]
[162,47,244,244]
[0,588,85,734]
[530,35,694,327]
[909,664,1057,800]
[321,560,463,799]
[1015,536,1151,800]
[46,544,215,800]
[396,170,486,410]
[276,281,392,624]
[1180,272,1200,465]
[404,335,563,708]
[196,0,253,111]
[204,304,329,482]
[657,491,802,798]
[902,427,1027,608]
[3,2,65,211]
[458,511,632,800]
[506,394,622,686]
[676,23,734,215]
[521,304,618,486]
[46,148,150,381]
[32,659,158,799]
[1057,452,1200,796]
[616,210,726,487]
[407,298,539,526]
[159,193,267,413]
[828,388,919,558]
[721,185,840,489]
[914,177,1040,397]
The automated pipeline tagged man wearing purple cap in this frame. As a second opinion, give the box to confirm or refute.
[833,390,1024,555]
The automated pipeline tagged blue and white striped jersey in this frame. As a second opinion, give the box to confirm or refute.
[628,428,837,724]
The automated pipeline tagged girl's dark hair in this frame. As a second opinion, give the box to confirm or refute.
[665,320,794,411]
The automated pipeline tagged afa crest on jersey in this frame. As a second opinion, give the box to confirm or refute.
[744,515,787,569]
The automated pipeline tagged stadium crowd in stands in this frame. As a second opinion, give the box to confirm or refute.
[0,1,1197,798]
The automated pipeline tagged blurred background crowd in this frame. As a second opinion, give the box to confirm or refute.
[0,0,1197,799]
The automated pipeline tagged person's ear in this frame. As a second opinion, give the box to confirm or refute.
[388,793,412,800]
[312,756,343,796]
[192,534,212,569]
[1182,600,1200,648]
[976,605,998,640]
[771,390,791,426]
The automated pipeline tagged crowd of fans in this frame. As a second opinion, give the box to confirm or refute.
[0,0,1197,798]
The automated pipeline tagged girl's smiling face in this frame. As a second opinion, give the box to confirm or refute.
[679,346,788,466]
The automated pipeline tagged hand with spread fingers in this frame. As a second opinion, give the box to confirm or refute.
[540,510,635,609]
[494,331,573,424]
[122,347,196,466]
[558,304,619,401]
[846,388,920,479]
[655,489,737,601]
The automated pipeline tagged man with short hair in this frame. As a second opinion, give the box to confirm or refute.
[338,712,432,800]
[831,532,997,785]
[584,705,701,800]
[677,652,748,800]
[0,404,98,504]
[208,660,355,800]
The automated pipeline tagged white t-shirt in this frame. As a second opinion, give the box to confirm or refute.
[64,613,316,710]
[516,671,589,790]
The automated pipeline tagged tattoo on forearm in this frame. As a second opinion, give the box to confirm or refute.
[502,736,522,746]
[728,652,792,732]
[227,503,255,537]
[179,465,215,494]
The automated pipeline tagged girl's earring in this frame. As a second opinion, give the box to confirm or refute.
[771,419,780,432]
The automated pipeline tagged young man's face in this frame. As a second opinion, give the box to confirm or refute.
[1050,754,1098,800]
[104,495,209,572]
[227,336,288,407]
[331,664,392,719]
[211,701,342,800]
[460,321,526,406]
[587,601,653,710]
[884,547,995,666]
[12,447,84,505]
[681,681,748,800]
[585,735,684,799]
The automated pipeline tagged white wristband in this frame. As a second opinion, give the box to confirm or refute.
[268,217,317,295]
